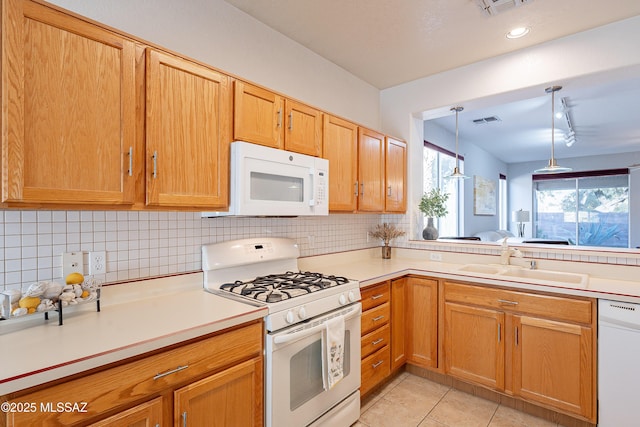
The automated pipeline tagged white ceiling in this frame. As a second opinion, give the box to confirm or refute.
[223,0,640,163]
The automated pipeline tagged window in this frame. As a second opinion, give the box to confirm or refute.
[533,169,629,247]
[423,141,463,236]
[499,174,507,230]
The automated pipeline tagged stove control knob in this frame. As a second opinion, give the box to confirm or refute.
[285,310,295,324]
[339,294,347,305]
[298,306,307,320]
[348,291,357,303]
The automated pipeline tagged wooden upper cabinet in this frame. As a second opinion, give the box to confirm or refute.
[284,99,322,156]
[323,115,358,211]
[385,136,407,213]
[1,0,136,205]
[145,49,231,208]
[357,127,385,212]
[233,80,284,149]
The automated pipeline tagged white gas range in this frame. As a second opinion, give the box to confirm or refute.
[202,238,362,427]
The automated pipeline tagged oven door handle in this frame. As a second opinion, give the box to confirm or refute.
[273,304,361,345]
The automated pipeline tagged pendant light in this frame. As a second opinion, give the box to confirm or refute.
[447,106,469,179]
[534,86,572,173]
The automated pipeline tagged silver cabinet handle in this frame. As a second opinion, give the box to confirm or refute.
[371,294,384,300]
[153,364,189,380]
[182,411,187,427]
[152,151,158,179]
[498,299,518,305]
[372,360,384,368]
[354,181,359,196]
[361,182,364,196]
[372,338,384,345]
[387,185,392,197]
[288,112,293,130]
[515,327,519,346]
[127,147,133,177]
[277,109,282,127]
[372,315,385,322]
[498,323,501,342]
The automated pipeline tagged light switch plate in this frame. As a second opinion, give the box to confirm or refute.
[62,252,84,279]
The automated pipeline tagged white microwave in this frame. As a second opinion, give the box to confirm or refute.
[203,141,329,217]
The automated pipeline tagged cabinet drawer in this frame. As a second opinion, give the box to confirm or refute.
[5,322,262,427]
[361,302,390,335]
[361,346,390,396]
[445,282,592,324]
[361,282,390,311]
[361,323,390,359]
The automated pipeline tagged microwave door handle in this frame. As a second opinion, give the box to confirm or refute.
[308,167,316,206]
[273,304,361,345]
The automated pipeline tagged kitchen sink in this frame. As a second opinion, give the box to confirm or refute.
[456,263,588,288]
[499,268,588,286]
[456,264,504,275]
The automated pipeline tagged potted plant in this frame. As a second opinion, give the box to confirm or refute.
[419,188,449,240]
[369,223,406,259]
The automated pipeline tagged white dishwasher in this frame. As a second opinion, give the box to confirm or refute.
[598,299,640,427]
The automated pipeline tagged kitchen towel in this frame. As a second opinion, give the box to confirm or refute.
[324,314,345,389]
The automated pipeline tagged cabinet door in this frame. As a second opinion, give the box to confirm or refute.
[390,277,407,371]
[323,115,358,211]
[513,315,594,420]
[284,100,322,156]
[145,49,231,208]
[233,80,283,149]
[406,277,438,369]
[174,357,263,427]
[2,0,136,205]
[444,302,505,390]
[385,137,406,213]
[88,397,163,427]
[357,127,385,212]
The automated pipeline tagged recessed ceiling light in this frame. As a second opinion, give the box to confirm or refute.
[506,27,530,39]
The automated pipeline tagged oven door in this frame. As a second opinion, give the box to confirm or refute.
[266,303,361,427]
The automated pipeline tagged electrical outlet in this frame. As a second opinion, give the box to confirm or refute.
[90,251,107,275]
[62,252,84,279]
[429,252,443,261]
[307,235,315,249]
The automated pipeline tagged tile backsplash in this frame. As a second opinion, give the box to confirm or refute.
[2,210,637,292]
[0,210,384,290]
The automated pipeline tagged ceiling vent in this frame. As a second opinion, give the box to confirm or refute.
[472,115,502,125]
[476,0,533,16]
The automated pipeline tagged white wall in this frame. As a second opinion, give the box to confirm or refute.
[424,122,507,236]
[47,0,380,129]
[381,15,640,242]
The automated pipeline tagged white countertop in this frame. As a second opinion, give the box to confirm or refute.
[299,247,640,302]
[3,246,639,396]
[0,273,267,395]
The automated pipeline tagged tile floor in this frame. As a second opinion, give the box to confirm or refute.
[355,372,562,427]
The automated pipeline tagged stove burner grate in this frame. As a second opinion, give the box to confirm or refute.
[219,271,350,302]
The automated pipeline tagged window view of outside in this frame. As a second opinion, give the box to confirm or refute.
[533,173,629,247]
[423,145,462,237]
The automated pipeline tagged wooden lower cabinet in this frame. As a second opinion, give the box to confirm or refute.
[390,277,406,370]
[2,321,263,427]
[443,281,596,422]
[87,397,163,427]
[444,302,504,389]
[174,357,262,427]
[360,281,391,395]
[405,276,438,369]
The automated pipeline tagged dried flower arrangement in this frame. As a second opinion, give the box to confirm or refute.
[369,223,406,247]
